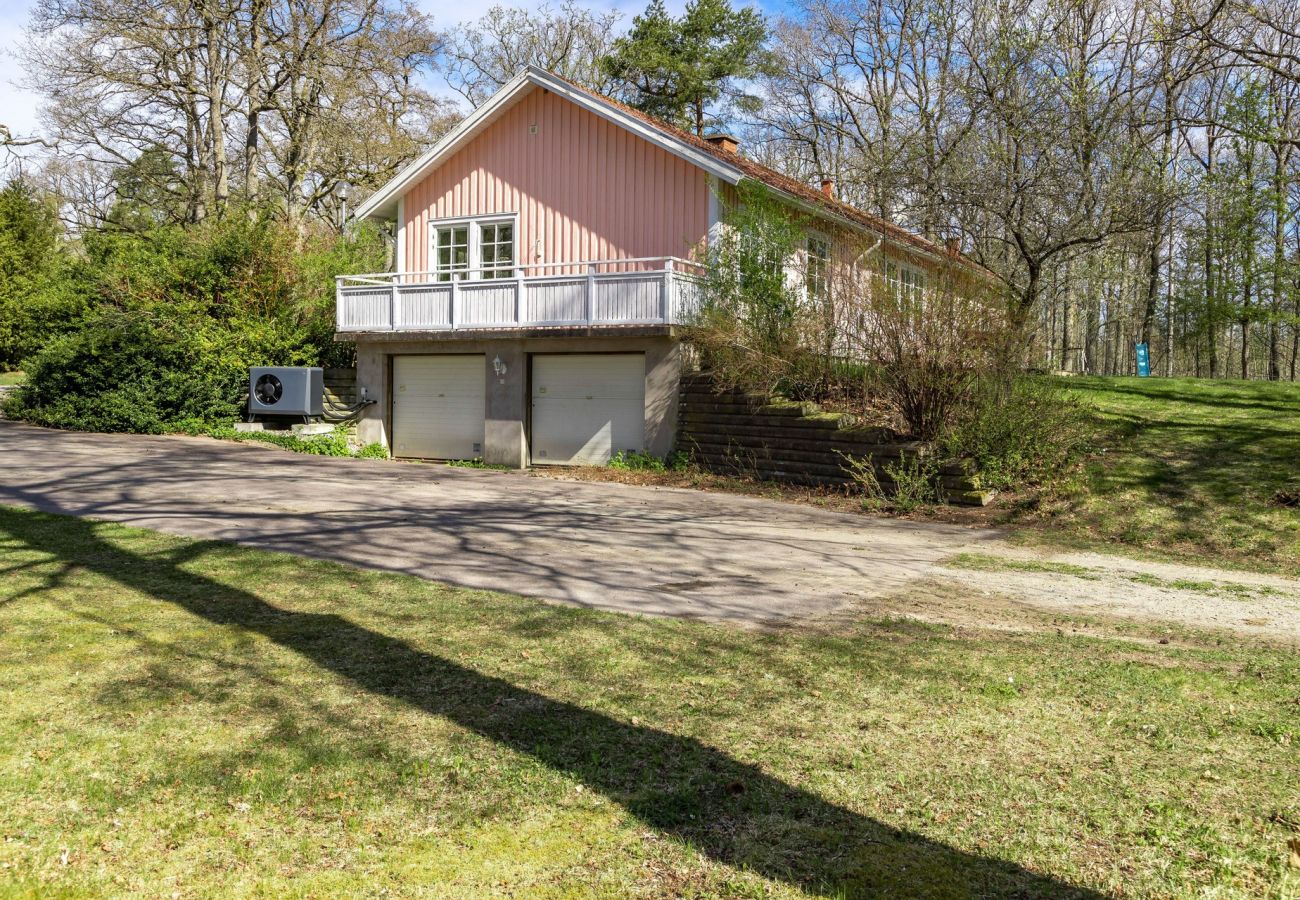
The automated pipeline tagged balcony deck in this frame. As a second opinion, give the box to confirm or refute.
[336,257,706,334]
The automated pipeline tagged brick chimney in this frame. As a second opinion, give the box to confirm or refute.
[820,177,835,198]
[705,133,739,154]
[945,236,961,254]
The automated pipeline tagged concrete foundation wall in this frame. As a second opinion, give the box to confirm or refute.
[352,333,680,467]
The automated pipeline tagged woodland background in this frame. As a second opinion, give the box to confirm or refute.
[2,0,1300,382]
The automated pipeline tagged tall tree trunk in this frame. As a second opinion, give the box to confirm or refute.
[1060,259,1072,371]
[1205,129,1218,378]
[1269,143,1288,380]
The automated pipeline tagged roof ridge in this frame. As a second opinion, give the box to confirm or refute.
[540,69,986,272]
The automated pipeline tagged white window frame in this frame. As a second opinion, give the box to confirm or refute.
[805,232,832,302]
[884,259,927,301]
[428,212,519,281]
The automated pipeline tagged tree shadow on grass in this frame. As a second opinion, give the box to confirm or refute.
[0,505,1102,898]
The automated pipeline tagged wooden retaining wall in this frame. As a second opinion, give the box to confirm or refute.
[677,372,992,505]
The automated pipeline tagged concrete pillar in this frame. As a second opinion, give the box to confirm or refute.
[354,342,388,449]
[644,339,681,458]
[483,340,528,467]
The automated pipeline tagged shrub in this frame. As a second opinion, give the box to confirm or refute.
[685,183,824,398]
[357,442,390,459]
[840,451,940,512]
[943,377,1094,491]
[3,213,389,434]
[3,310,240,432]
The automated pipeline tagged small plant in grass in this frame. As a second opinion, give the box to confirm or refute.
[608,450,669,472]
[177,421,377,458]
[446,458,510,470]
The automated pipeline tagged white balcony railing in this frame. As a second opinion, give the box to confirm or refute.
[336,257,707,333]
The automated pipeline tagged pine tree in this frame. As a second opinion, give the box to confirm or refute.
[601,0,769,136]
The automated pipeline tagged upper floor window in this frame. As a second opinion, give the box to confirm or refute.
[434,225,469,282]
[431,215,516,281]
[806,235,831,301]
[478,221,514,279]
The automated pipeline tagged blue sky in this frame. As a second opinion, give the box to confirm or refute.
[0,0,791,144]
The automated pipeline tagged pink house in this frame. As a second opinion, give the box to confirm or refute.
[340,67,973,466]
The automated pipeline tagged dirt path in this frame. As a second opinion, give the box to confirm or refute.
[878,544,1300,645]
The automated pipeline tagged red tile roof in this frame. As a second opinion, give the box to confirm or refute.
[549,72,987,274]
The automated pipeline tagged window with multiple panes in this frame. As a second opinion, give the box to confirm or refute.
[900,266,927,296]
[434,225,469,281]
[884,260,927,300]
[478,222,514,279]
[806,236,831,301]
[431,217,516,281]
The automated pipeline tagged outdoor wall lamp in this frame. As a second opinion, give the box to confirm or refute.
[492,355,507,377]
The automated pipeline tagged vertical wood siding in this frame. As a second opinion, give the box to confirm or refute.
[401,87,711,274]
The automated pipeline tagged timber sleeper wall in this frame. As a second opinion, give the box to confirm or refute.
[677,372,992,506]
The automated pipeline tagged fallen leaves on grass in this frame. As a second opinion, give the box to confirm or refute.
[1272,488,1300,508]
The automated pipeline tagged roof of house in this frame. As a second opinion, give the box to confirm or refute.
[355,66,982,272]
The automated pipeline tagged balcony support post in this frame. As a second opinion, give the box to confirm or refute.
[662,258,674,324]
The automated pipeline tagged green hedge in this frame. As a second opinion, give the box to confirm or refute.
[3,311,240,432]
[1,207,388,434]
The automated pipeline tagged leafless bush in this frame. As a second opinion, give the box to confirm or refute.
[834,260,1018,440]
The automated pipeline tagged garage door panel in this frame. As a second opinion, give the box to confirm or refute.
[393,355,485,459]
[533,356,644,400]
[531,354,644,466]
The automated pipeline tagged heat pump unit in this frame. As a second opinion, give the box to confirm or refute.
[248,367,323,417]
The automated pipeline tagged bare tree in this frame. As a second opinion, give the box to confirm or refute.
[441,2,621,106]
[24,0,447,230]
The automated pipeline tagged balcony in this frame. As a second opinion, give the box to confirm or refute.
[336,257,707,334]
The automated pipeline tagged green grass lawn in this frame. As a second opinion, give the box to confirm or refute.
[0,371,24,386]
[1020,377,1300,574]
[1,505,1297,897]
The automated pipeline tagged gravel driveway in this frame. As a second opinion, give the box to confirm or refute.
[0,421,1000,625]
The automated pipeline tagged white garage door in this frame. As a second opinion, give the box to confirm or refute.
[392,355,485,459]
[531,354,645,465]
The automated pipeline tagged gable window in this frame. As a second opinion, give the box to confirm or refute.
[430,215,517,281]
[806,236,831,301]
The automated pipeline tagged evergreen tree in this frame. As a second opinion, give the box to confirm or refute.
[602,0,769,136]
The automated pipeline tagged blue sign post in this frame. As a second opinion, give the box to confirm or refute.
[1135,342,1151,377]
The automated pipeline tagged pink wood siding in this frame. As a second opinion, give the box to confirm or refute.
[400,87,711,275]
